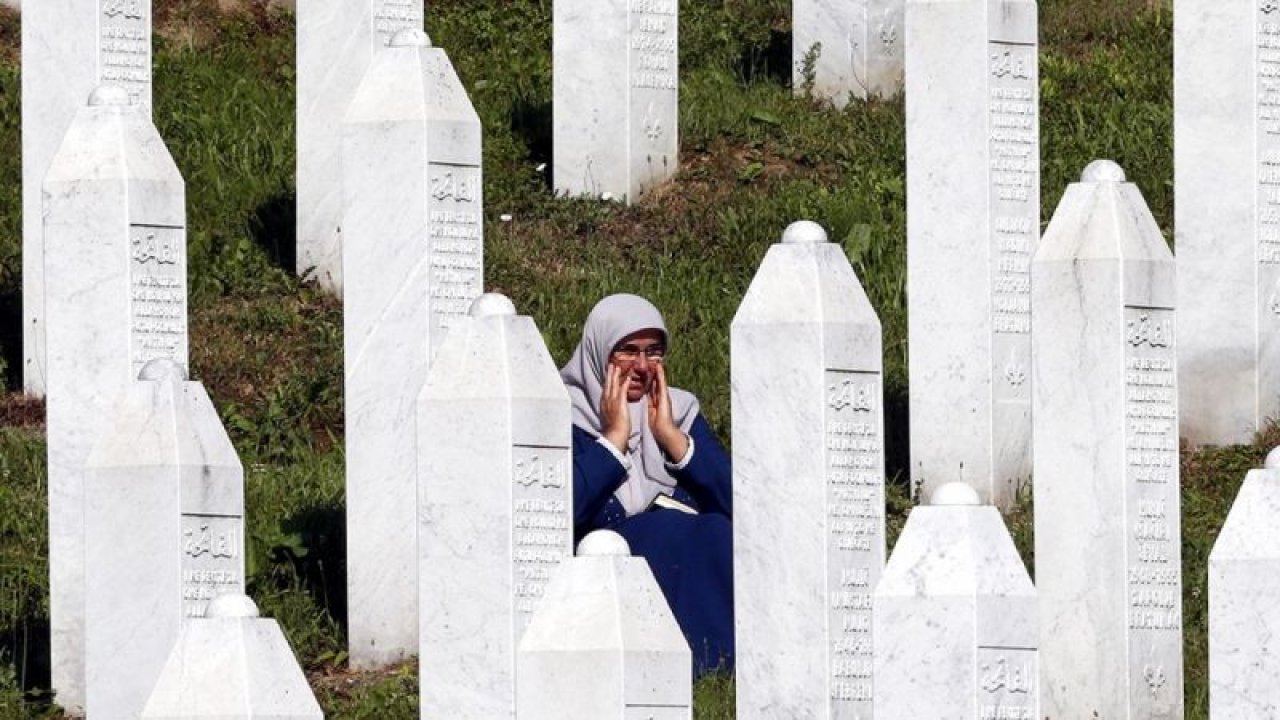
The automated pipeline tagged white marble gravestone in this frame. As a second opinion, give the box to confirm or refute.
[516,531,692,720]
[296,0,423,294]
[905,0,1039,507]
[22,0,154,394]
[43,85,188,713]
[1208,450,1280,718]
[553,0,679,202]
[1175,1,1280,445]
[342,27,483,671]
[418,294,573,719]
[793,0,904,105]
[873,483,1039,718]
[84,360,244,720]
[1032,161,1183,718]
[140,595,323,720]
[732,221,885,718]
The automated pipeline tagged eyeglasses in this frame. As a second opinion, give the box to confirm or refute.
[612,344,667,363]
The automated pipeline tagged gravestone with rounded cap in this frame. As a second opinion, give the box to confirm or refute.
[341,26,483,670]
[418,294,572,718]
[873,483,1039,718]
[1209,449,1280,718]
[516,530,692,720]
[140,595,322,719]
[22,0,155,396]
[905,0,1039,508]
[84,360,244,720]
[553,0,679,203]
[793,0,904,106]
[732,221,885,718]
[296,0,423,295]
[43,85,187,712]
[1032,160,1182,718]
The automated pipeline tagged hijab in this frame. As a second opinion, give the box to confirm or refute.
[560,294,700,516]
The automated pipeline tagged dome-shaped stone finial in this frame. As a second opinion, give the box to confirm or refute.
[469,293,517,318]
[1081,160,1126,183]
[205,594,260,619]
[929,482,982,507]
[137,358,188,383]
[576,530,631,557]
[88,85,131,108]
[389,28,432,48]
[781,220,829,245]
[1266,445,1280,470]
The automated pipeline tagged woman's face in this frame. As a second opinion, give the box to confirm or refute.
[609,328,666,402]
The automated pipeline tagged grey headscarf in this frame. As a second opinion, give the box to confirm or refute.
[561,294,700,516]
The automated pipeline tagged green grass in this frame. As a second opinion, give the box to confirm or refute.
[0,0,1258,716]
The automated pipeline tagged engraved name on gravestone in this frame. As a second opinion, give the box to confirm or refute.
[1033,162,1182,718]
[22,0,155,394]
[906,0,1038,508]
[733,222,885,719]
[792,0,905,105]
[1175,1,1280,445]
[296,0,423,295]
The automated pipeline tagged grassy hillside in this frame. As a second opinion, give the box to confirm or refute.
[0,0,1264,717]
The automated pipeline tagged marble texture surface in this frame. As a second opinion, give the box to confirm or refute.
[1032,161,1183,719]
[140,595,323,719]
[22,0,154,395]
[553,0,679,202]
[43,88,187,714]
[905,0,1039,508]
[516,530,691,720]
[1175,0,1280,445]
[793,0,904,105]
[341,29,482,671]
[731,222,885,718]
[418,296,572,719]
[1210,466,1280,718]
[84,361,244,720]
[296,0,423,295]
[873,491,1039,718]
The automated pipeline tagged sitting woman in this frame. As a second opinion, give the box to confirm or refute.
[560,293,734,677]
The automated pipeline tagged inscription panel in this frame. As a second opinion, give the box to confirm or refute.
[988,40,1037,409]
[1123,307,1182,715]
[512,445,571,641]
[180,515,243,618]
[373,0,423,45]
[976,647,1037,720]
[99,0,151,105]
[628,0,678,194]
[824,370,883,716]
[1258,10,1280,422]
[426,164,483,345]
[129,225,187,376]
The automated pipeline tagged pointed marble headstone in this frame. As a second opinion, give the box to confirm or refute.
[22,0,154,394]
[553,0,679,202]
[296,0,424,294]
[905,0,1039,507]
[873,483,1039,718]
[43,85,188,712]
[793,0,904,105]
[732,221,885,718]
[1032,161,1183,718]
[1175,0,1280,445]
[140,595,323,720]
[1209,449,1280,718]
[418,294,573,718]
[84,360,244,720]
[341,27,483,671]
[516,531,692,720]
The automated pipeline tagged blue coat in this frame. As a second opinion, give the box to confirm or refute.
[572,415,734,677]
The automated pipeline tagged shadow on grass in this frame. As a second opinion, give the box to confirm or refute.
[738,29,792,87]
[1,616,55,708]
[883,379,911,495]
[281,504,348,633]
[248,189,297,276]
[0,287,22,392]
[511,96,553,190]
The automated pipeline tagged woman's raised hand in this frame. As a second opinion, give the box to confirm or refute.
[600,360,631,453]
[648,362,689,461]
